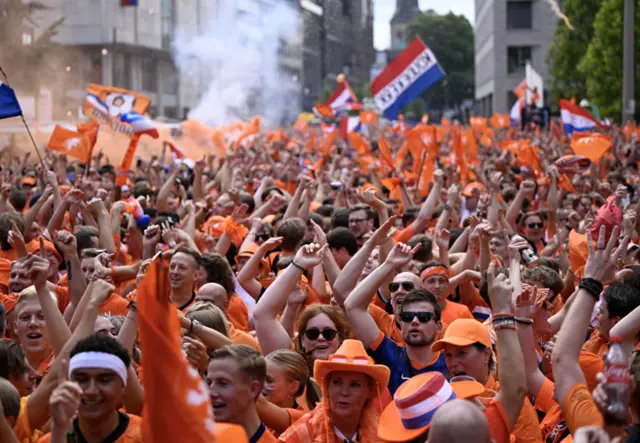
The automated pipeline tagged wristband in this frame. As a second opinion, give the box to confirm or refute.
[168,240,177,248]
[494,323,517,331]
[128,300,137,312]
[515,317,534,325]
[187,319,194,334]
[579,278,603,299]
[492,312,515,319]
[291,261,306,273]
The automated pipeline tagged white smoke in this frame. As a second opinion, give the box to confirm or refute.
[173,1,301,127]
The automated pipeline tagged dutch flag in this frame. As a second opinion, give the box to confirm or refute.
[120,112,159,139]
[560,99,602,135]
[0,81,22,120]
[371,37,445,120]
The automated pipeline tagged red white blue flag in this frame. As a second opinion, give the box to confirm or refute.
[119,112,159,139]
[313,79,362,118]
[560,99,602,135]
[371,37,445,120]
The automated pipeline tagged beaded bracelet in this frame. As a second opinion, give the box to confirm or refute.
[515,317,533,325]
[492,313,515,320]
[291,261,306,273]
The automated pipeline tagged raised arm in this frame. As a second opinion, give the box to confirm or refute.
[282,176,309,222]
[47,189,84,237]
[358,188,393,262]
[54,230,87,309]
[515,286,548,398]
[310,220,340,287]
[487,262,526,431]
[253,243,327,355]
[156,166,179,212]
[193,156,206,203]
[506,180,535,226]
[333,217,396,307]
[552,226,627,411]
[23,187,53,243]
[407,170,444,236]
[87,199,116,254]
[344,242,419,348]
[237,237,283,300]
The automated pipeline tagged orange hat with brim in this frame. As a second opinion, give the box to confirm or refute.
[378,372,485,442]
[237,242,267,270]
[314,340,390,390]
[462,182,485,197]
[26,237,62,264]
[22,177,36,186]
[431,319,492,352]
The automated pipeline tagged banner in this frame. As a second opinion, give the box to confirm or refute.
[82,83,151,137]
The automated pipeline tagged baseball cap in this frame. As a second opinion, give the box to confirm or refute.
[431,319,492,352]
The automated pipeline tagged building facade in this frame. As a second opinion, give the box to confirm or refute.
[300,0,375,111]
[474,0,557,115]
[28,0,303,121]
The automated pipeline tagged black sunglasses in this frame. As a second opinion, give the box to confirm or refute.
[389,281,415,293]
[527,222,544,229]
[399,311,435,323]
[304,328,338,341]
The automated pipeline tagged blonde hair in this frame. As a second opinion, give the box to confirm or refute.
[185,302,228,336]
[267,349,321,410]
[15,286,58,315]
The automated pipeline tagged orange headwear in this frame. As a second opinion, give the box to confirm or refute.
[420,265,451,282]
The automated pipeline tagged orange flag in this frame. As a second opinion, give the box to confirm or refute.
[380,178,403,202]
[47,125,98,163]
[360,110,378,124]
[395,142,410,169]
[571,133,612,164]
[470,116,487,133]
[418,156,435,198]
[489,113,510,129]
[115,134,141,186]
[348,132,371,155]
[461,128,479,163]
[319,131,337,156]
[378,136,396,171]
[293,118,308,131]
[138,257,216,442]
[451,126,468,184]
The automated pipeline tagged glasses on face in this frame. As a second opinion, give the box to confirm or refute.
[303,327,338,341]
[399,311,435,323]
[349,218,369,225]
[389,281,415,293]
[527,222,544,229]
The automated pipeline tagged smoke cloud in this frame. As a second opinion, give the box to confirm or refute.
[173,1,300,128]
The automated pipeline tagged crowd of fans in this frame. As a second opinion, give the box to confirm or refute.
[0,119,638,443]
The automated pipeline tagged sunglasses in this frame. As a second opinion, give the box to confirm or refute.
[389,281,415,293]
[304,328,338,341]
[399,311,435,323]
[527,222,544,229]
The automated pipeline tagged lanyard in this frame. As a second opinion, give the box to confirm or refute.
[333,426,357,443]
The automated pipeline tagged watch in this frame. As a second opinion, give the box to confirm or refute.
[444,203,451,211]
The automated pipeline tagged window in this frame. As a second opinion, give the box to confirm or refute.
[507,46,531,73]
[342,0,351,17]
[507,1,532,29]
[112,53,131,88]
[161,0,175,50]
[162,62,178,95]
[141,58,157,91]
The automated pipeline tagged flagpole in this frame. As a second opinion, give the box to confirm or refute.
[0,65,46,165]
[413,150,429,201]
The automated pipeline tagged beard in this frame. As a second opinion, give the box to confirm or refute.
[403,330,435,347]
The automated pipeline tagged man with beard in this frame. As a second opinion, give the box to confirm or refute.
[348,205,374,247]
[346,243,449,395]
[168,246,201,311]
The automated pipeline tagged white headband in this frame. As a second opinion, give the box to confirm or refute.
[68,352,128,386]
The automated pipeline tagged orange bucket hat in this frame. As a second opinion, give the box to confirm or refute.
[462,181,485,197]
[377,372,485,442]
[431,318,492,352]
[314,339,390,390]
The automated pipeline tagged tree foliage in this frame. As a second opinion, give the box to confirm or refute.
[546,0,601,106]
[0,0,64,92]
[577,0,640,120]
[406,10,474,112]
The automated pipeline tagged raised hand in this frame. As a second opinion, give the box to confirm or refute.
[515,283,538,320]
[143,224,162,248]
[54,230,77,257]
[182,336,208,372]
[446,183,460,205]
[268,193,287,213]
[508,234,531,262]
[49,360,82,430]
[261,236,283,252]
[7,219,26,253]
[161,221,177,246]
[288,283,309,306]
[24,238,51,289]
[230,203,249,224]
[293,243,328,271]
[91,252,114,282]
[367,216,397,247]
[357,188,386,210]
[585,225,630,283]
[487,261,514,313]
[385,242,421,271]
[436,228,451,251]
[91,278,115,307]
[310,219,328,246]
[521,179,536,198]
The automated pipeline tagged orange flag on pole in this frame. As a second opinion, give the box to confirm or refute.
[348,132,371,155]
[138,256,217,443]
[47,125,98,163]
[470,116,487,133]
[115,134,141,186]
[319,130,337,156]
[571,133,612,164]
[378,136,396,171]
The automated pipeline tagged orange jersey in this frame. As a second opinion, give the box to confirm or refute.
[227,294,249,332]
[561,383,603,435]
[229,322,261,352]
[13,396,43,443]
[37,413,142,442]
[441,300,474,325]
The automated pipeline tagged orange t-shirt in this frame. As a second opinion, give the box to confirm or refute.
[393,224,416,244]
[536,377,569,443]
[561,383,603,435]
[37,413,143,442]
[13,396,43,442]
[441,300,474,325]
[369,304,403,344]
[484,399,512,443]
[582,328,609,357]
[486,376,543,443]
[0,258,11,293]
[227,294,249,332]
[229,323,261,352]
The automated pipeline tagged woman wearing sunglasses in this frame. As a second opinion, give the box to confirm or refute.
[521,211,547,253]
[254,243,349,370]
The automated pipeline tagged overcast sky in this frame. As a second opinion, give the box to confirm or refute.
[374,0,475,50]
